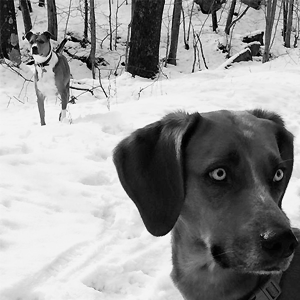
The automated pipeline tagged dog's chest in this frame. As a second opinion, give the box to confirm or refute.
[35,53,58,97]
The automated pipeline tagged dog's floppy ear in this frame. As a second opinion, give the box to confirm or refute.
[113,111,200,236]
[42,31,53,40]
[25,31,34,41]
[249,109,294,207]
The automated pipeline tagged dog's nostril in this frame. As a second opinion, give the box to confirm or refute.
[261,230,298,259]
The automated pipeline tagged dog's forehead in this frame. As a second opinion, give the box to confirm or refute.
[203,110,272,138]
[39,33,50,40]
[187,110,278,163]
[29,33,49,43]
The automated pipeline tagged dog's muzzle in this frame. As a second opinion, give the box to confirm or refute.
[32,46,39,55]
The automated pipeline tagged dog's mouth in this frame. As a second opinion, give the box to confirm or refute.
[211,244,295,273]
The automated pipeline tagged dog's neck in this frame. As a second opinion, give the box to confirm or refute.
[33,45,52,66]
[171,223,279,300]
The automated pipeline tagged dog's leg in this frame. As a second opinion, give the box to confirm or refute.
[36,89,46,126]
[59,83,70,123]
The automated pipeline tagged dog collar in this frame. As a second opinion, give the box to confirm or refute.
[248,273,282,300]
[34,50,52,67]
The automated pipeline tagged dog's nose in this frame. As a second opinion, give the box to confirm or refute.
[32,46,38,55]
[260,230,298,259]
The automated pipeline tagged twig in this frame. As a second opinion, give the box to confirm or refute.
[97,67,109,98]
[227,6,250,33]
[2,62,33,82]
[64,0,73,37]
[195,33,208,69]
[70,85,94,94]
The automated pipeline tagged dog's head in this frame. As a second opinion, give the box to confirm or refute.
[25,31,52,62]
[113,109,298,274]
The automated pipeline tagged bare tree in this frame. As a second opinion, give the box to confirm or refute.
[127,0,165,78]
[83,0,89,45]
[0,0,21,65]
[284,0,294,47]
[88,0,96,78]
[20,0,32,33]
[225,0,236,35]
[47,0,58,40]
[131,0,136,20]
[212,11,218,32]
[263,0,278,62]
[108,0,113,51]
[168,0,182,66]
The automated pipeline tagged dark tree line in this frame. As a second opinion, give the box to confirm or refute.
[0,0,298,77]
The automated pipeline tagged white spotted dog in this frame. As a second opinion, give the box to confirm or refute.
[26,31,70,126]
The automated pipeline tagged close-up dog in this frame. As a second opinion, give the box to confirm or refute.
[113,109,300,300]
[25,31,70,126]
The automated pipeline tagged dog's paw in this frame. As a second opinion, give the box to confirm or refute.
[59,110,72,124]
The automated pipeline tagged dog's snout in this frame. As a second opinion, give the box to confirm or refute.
[32,46,38,55]
[260,230,298,259]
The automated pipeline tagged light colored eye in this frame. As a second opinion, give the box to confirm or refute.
[209,168,226,181]
[273,169,284,182]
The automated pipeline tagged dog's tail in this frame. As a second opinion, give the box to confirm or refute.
[55,35,71,54]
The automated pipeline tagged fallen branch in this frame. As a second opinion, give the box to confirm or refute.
[64,48,108,69]
[70,85,94,94]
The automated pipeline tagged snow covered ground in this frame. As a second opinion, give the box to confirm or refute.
[1,1,300,300]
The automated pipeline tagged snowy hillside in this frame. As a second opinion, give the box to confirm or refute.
[1,1,300,299]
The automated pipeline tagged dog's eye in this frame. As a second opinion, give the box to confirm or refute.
[273,169,284,182]
[209,168,226,181]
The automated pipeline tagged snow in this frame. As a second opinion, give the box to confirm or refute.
[1,1,300,299]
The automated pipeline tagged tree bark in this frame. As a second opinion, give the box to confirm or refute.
[39,0,45,7]
[127,0,165,78]
[283,0,288,40]
[47,0,58,40]
[82,0,88,46]
[284,0,294,47]
[168,0,182,66]
[225,0,236,35]
[88,0,96,79]
[108,0,113,51]
[0,0,21,65]
[212,11,218,32]
[263,0,277,62]
[20,0,32,33]
[131,0,136,22]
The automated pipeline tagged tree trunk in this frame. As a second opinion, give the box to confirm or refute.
[28,0,33,12]
[131,0,136,22]
[20,0,32,33]
[108,0,113,51]
[88,0,96,79]
[212,11,218,32]
[225,0,236,35]
[0,0,21,65]
[127,0,165,78]
[263,0,277,62]
[82,0,88,46]
[39,0,45,7]
[168,0,182,65]
[47,0,58,40]
[284,0,294,47]
[283,0,288,40]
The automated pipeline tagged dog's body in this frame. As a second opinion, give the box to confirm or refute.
[26,31,70,126]
[113,109,300,300]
